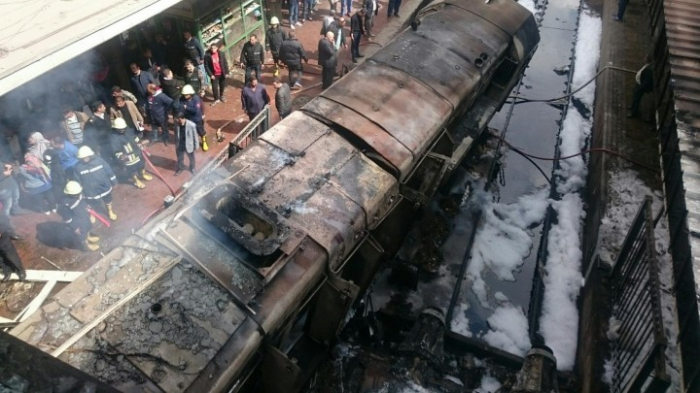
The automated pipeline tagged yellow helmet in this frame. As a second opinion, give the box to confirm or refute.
[76,146,95,159]
[64,181,83,195]
[181,84,196,95]
[112,117,127,130]
[270,16,280,25]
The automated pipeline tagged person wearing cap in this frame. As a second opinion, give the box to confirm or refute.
[147,83,174,144]
[57,181,101,252]
[17,153,55,215]
[109,118,152,189]
[180,84,207,148]
[0,212,25,282]
[74,146,118,221]
[266,17,288,72]
[60,106,90,146]
[85,101,112,156]
[174,113,200,176]
[204,42,229,106]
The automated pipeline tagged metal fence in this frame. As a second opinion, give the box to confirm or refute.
[228,105,271,158]
[609,197,669,392]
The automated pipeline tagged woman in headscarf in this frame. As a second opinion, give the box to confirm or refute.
[27,132,51,161]
[17,153,55,214]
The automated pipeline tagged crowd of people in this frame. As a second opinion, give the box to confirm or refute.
[0,0,385,280]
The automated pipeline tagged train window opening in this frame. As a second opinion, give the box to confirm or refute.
[491,57,519,89]
[217,196,274,239]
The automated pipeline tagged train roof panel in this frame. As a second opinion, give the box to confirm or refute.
[320,62,452,162]
[442,0,536,37]
[303,97,415,178]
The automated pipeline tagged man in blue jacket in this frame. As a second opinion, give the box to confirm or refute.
[74,146,118,221]
[130,63,156,119]
[241,78,270,121]
[147,84,174,144]
[49,136,79,176]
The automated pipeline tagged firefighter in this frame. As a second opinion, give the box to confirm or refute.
[58,181,100,251]
[109,118,152,189]
[74,146,118,221]
[180,84,208,151]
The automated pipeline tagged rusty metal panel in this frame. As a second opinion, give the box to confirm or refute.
[303,97,414,178]
[257,132,357,211]
[259,111,330,156]
[321,62,452,160]
[288,183,366,270]
[372,32,479,109]
[441,0,534,37]
[329,153,400,230]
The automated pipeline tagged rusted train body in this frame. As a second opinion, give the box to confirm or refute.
[12,0,539,391]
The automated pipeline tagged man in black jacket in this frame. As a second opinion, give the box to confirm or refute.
[85,101,112,157]
[266,17,288,71]
[183,31,208,88]
[273,78,292,119]
[350,9,366,63]
[240,35,264,84]
[159,68,183,113]
[628,54,654,119]
[279,31,308,89]
[205,43,229,105]
[318,32,338,89]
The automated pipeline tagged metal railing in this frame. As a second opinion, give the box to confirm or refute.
[228,105,271,158]
[609,197,669,392]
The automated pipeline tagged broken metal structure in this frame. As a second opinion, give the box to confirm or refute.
[10,0,539,391]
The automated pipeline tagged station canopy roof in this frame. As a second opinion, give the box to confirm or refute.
[0,0,185,96]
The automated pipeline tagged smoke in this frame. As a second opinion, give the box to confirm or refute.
[0,50,110,137]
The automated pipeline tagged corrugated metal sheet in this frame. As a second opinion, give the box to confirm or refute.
[665,0,700,130]
[654,0,700,390]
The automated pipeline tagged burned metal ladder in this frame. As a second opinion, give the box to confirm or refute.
[228,105,271,158]
[609,196,670,392]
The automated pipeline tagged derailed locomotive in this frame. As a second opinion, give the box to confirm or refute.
[11,0,539,391]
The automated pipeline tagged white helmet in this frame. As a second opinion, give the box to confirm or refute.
[112,117,127,130]
[76,146,95,159]
[181,84,196,95]
[270,16,280,25]
[64,181,83,195]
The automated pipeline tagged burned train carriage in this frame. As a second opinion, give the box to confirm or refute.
[11,0,538,391]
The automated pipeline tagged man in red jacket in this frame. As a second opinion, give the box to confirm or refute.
[204,42,229,106]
